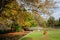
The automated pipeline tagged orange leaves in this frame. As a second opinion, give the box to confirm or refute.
[11,10,18,15]
[1,0,38,29]
[17,18,31,27]
[19,22,31,27]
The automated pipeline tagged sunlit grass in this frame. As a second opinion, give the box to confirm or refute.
[21,29,60,40]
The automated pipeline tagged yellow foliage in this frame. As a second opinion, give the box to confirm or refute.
[11,10,17,15]
[25,22,31,27]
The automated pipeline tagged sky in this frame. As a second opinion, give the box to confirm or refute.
[52,0,60,19]
[16,0,60,19]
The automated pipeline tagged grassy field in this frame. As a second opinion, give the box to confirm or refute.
[21,29,60,40]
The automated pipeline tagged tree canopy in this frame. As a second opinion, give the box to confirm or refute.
[0,0,56,32]
[17,0,56,15]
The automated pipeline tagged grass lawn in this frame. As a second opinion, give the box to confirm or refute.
[21,29,60,40]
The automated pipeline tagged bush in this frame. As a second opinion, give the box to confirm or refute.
[13,24,21,32]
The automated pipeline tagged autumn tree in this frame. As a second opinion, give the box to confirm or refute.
[0,0,38,32]
[17,0,56,27]
[0,0,56,33]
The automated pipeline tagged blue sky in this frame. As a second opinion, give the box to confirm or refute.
[52,0,60,19]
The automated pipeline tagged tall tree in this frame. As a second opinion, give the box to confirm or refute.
[17,0,56,27]
[0,0,38,31]
[0,0,56,32]
[58,18,60,26]
[47,16,55,27]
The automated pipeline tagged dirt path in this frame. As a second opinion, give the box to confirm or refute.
[0,31,30,37]
[0,31,31,40]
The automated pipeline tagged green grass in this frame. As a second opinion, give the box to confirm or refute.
[21,29,60,40]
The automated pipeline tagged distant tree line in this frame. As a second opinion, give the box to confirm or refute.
[47,16,60,28]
